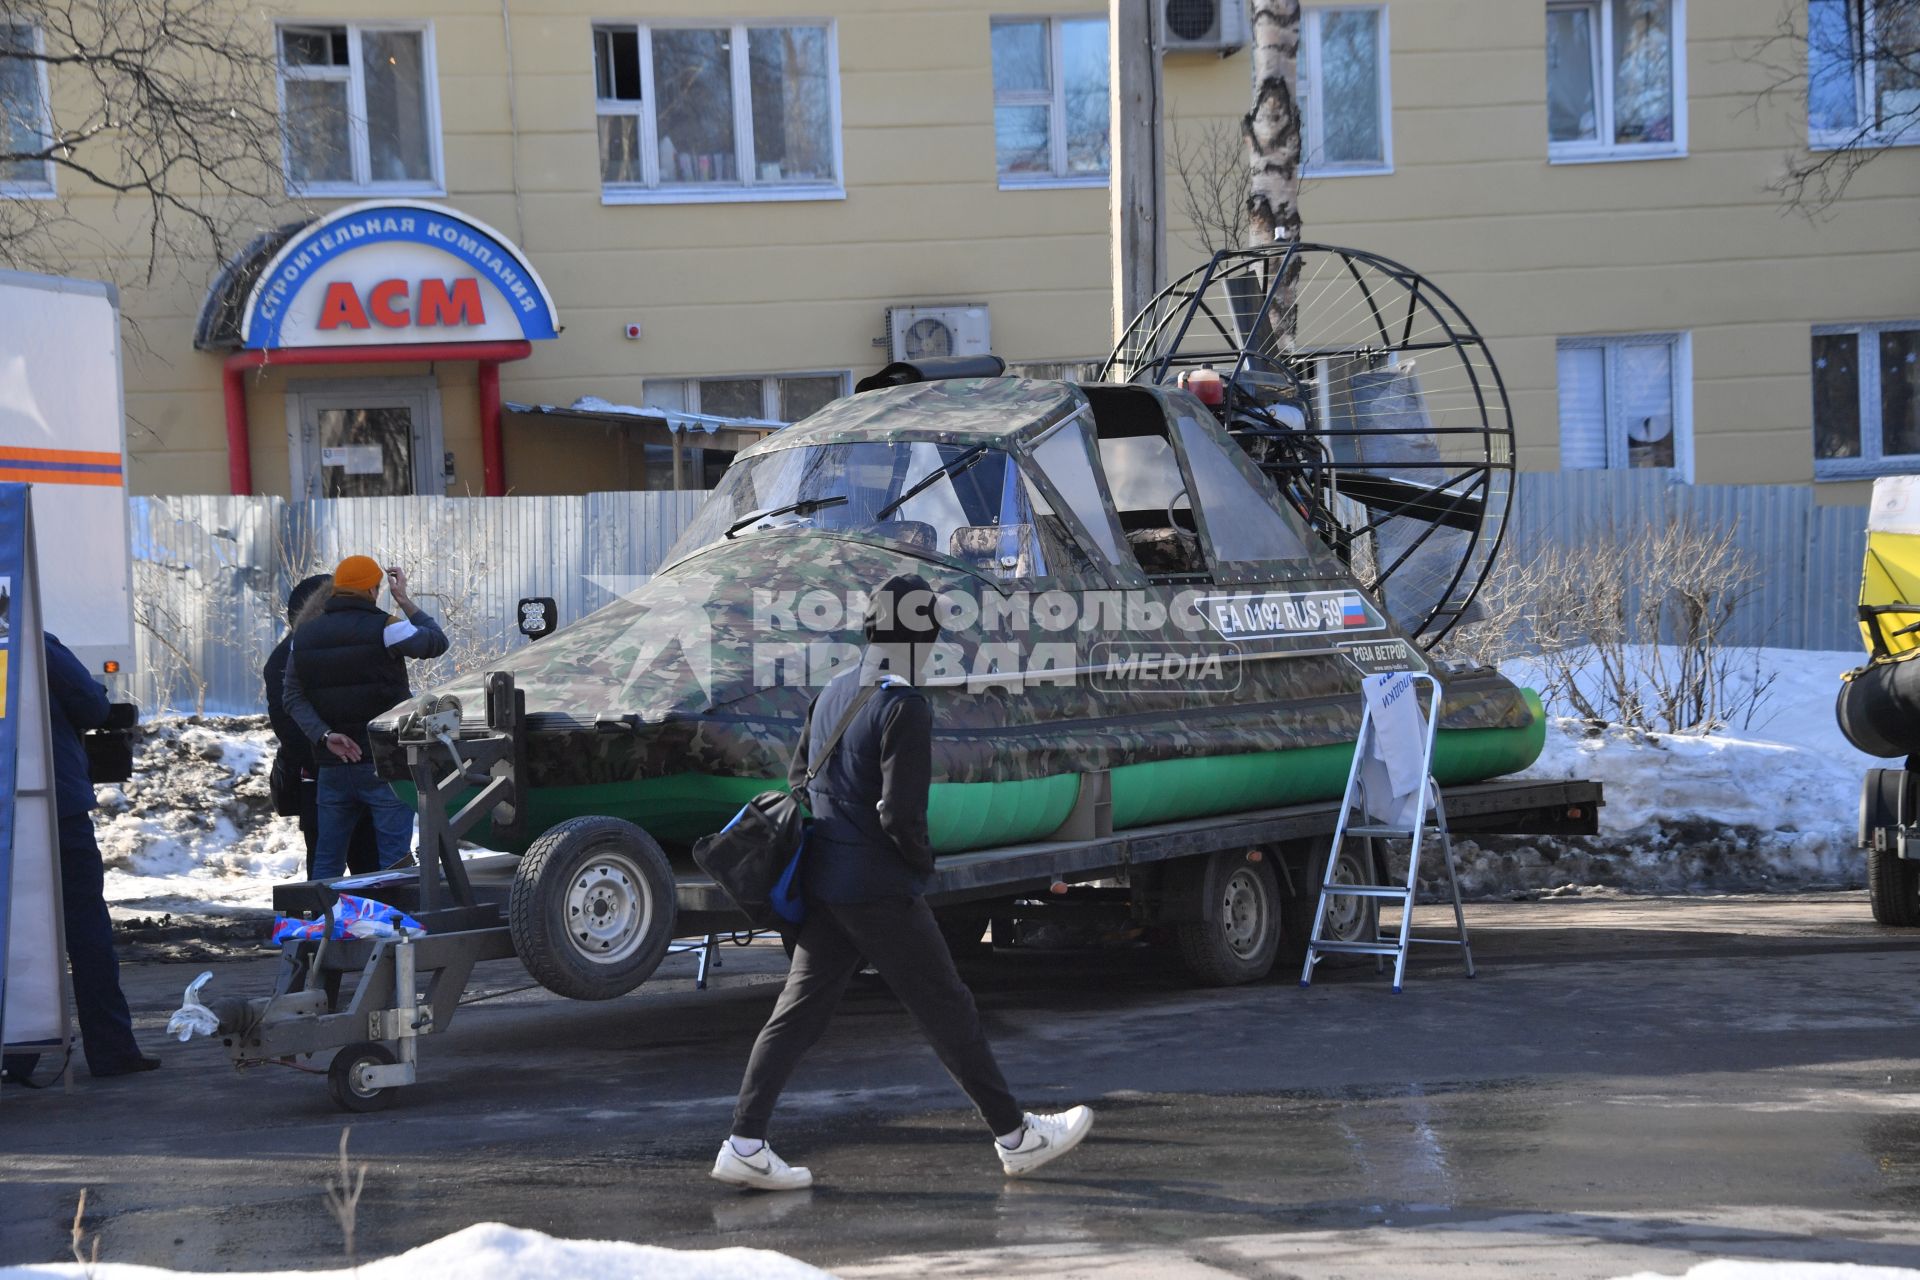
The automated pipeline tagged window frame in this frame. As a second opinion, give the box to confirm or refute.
[592,18,846,206]
[1556,332,1694,481]
[274,19,446,198]
[1808,0,1920,151]
[991,13,1110,190]
[1300,5,1393,177]
[1812,320,1920,481]
[644,371,851,424]
[0,23,56,199]
[1545,0,1688,165]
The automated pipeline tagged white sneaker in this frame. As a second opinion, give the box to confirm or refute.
[710,1141,813,1191]
[996,1106,1094,1177]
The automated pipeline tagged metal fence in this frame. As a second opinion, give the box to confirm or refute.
[128,472,1869,716]
[1505,470,1868,653]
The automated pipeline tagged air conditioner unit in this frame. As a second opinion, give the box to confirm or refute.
[1159,0,1247,54]
[886,304,991,363]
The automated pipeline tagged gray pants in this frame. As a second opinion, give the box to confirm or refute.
[731,895,1024,1140]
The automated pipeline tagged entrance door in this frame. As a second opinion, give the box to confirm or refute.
[289,378,444,499]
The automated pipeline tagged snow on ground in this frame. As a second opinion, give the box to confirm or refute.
[96,717,303,916]
[1610,1263,1920,1280]
[1466,646,1883,894]
[0,1222,831,1280]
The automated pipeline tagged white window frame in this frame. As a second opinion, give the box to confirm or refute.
[1812,320,1920,481]
[991,14,1110,190]
[0,23,55,199]
[1546,0,1688,164]
[1809,0,1920,151]
[1300,5,1393,177]
[593,19,846,206]
[275,20,446,198]
[1556,332,1694,481]
[645,371,851,424]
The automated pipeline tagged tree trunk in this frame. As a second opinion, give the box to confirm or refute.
[1243,0,1303,344]
[1243,0,1302,248]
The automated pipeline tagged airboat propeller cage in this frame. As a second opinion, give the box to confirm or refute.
[1103,242,1516,646]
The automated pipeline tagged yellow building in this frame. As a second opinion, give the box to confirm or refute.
[4,0,1916,498]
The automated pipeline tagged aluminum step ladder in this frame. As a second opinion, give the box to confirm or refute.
[1300,672,1475,993]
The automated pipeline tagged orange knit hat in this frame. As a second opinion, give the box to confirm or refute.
[332,555,384,594]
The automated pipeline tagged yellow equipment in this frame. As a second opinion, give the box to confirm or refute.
[1859,476,1920,659]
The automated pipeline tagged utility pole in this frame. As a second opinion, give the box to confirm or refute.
[1110,0,1167,346]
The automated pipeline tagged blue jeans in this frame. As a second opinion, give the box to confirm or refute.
[315,762,415,879]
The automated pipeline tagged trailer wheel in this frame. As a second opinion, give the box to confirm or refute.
[1869,844,1920,926]
[1279,838,1377,963]
[327,1041,397,1113]
[1174,852,1282,986]
[510,817,677,1000]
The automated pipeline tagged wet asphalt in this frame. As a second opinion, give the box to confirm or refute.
[2,893,1918,1278]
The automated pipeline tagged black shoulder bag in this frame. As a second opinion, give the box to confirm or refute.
[692,685,881,929]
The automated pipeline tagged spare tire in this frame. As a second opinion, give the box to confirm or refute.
[510,817,676,1000]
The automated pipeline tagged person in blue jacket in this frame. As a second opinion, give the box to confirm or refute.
[2,633,156,1084]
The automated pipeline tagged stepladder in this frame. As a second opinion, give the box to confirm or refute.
[1300,671,1475,993]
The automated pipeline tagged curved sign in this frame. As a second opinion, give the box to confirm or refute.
[239,200,559,350]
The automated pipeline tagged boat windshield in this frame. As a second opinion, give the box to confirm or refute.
[666,441,1064,582]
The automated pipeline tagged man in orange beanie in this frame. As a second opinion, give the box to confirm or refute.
[282,557,448,878]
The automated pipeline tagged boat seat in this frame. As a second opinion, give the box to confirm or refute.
[950,523,1036,579]
[1126,526,1204,576]
[870,519,937,551]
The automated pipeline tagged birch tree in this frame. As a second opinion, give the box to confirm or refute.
[1243,0,1302,248]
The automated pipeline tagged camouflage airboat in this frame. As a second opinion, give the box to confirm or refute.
[226,245,1598,1112]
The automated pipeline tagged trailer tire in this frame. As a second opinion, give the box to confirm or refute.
[1279,837,1377,965]
[1173,851,1282,986]
[1869,844,1920,926]
[328,1041,397,1113]
[510,817,677,1000]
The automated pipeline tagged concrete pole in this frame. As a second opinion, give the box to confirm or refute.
[1110,0,1167,347]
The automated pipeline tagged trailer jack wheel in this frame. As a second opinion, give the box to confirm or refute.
[328,1041,398,1113]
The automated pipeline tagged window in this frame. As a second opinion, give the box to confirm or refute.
[1546,0,1685,161]
[1301,7,1391,175]
[1809,0,1920,148]
[991,16,1109,186]
[1813,321,1920,478]
[1,24,53,196]
[594,22,842,204]
[1556,334,1691,475]
[277,23,442,194]
[643,373,849,425]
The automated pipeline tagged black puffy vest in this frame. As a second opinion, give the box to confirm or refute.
[291,595,413,752]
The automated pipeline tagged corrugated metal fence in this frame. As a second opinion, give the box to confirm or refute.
[1505,470,1868,653]
[130,492,706,716]
[128,473,1870,716]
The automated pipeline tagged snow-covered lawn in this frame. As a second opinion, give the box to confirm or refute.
[1502,646,1879,889]
[0,1223,831,1280]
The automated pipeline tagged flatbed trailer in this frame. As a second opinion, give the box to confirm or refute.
[221,675,1601,1112]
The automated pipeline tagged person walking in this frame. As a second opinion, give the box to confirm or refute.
[264,574,381,880]
[283,557,448,880]
[713,573,1092,1192]
[1,634,157,1083]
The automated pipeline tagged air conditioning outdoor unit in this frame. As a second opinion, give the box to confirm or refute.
[886,305,991,362]
[1159,0,1247,54]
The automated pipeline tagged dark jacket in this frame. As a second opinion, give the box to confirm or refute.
[287,594,449,756]
[263,635,311,772]
[45,632,110,818]
[791,665,936,904]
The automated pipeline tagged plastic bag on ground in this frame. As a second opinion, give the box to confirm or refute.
[166,970,219,1042]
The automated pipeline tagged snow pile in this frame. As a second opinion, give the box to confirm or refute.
[0,1222,833,1280]
[96,717,302,915]
[1611,1263,1920,1280]
[1439,647,1883,895]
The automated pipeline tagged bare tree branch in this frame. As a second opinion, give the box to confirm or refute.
[0,0,293,285]
[1739,0,1920,214]
[1167,115,1248,257]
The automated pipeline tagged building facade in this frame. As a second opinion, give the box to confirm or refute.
[3,0,1915,499]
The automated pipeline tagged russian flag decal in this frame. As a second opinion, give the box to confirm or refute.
[1342,595,1369,627]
